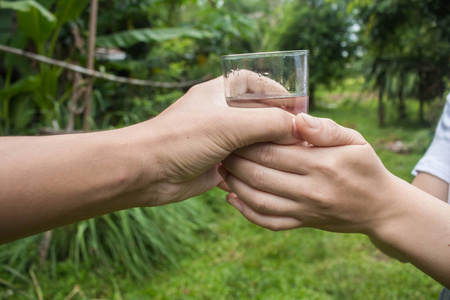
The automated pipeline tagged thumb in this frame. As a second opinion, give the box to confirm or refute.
[229,108,299,148]
[294,113,366,146]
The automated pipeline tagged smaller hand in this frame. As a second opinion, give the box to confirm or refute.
[221,113,396,234]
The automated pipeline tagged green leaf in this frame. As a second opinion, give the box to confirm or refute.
[96,27,213,48]
[2,0,56,23]
[0,10,13,44]
[38,0,58,9]
[0,75,39,99]
[11,96,35,131]
[54,0,90,26]
[3,32,29,70]
[1,0,31,11]
[13,0,56,45]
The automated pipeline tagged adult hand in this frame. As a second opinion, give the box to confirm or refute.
[128,76,299,207]
[220,113,397,234]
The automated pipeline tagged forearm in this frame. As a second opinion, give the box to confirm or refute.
[371,172,449,262]
[0,124,157,244]
[370,176,450,287]
[412,172,449,202]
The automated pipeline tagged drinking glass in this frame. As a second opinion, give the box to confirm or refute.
[221,50,309,115]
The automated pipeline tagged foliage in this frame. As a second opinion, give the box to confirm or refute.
[0,0,264,134]
[354,0,450,124]
[271,0,355,109]
[96,27,213,49]
[0,195,212,282]
[0,0,90,134]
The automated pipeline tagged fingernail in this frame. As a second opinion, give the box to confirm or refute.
[226,192,237,201]
[228,197,242,212]
[299,113,320,128]
[292,118,303,140]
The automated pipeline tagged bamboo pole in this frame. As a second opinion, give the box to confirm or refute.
[83,0,99,132]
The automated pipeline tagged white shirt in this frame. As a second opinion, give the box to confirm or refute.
[412,93,450,203]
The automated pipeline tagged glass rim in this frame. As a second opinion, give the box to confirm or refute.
[221,50,308,59]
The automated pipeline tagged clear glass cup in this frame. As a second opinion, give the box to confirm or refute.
[221,50,309,115]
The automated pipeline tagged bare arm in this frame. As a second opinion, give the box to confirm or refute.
[412,172,449,202]
[0,128,159,243]
[369,172,449,262]
[371,177,450,287]
[0,77,299,244]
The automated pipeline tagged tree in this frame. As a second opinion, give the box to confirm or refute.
[356,0,450,125]
[270,0,354,110]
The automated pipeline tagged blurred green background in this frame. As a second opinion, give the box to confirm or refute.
[0,0,449,299]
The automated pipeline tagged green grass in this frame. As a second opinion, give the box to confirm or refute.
[0,84,443,299]
[127,201,441,300]
[9,194,439,299]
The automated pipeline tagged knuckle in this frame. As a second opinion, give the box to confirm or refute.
[249,168,267,190]
[327,119,341,140]
[253,200,269,214]
[258,144,277,166]
[306,187,332,211]
[187,83,201,94]
[266,109,289,136]
[314,155,339,176]
[326,156,342,174]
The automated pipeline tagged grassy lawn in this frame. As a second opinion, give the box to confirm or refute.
[1,82,444,299]
[128,202,441,300]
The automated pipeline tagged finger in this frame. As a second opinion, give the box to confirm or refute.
[173,166,222,202]
[231,95,308,116]
[227,196,302,231]
[217,165,232,192]
[226,192,237,202]
[231,143,313,175]
[226,69,302,114]
[221,108,300,148]
[226,69,288,98]
[221,163,303,216]
[295,113,366,146]
[217,179,231,192]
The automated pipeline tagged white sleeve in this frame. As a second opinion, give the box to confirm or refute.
[412,93,450,187]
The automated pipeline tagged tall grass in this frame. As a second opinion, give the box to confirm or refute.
[0,196,211,283]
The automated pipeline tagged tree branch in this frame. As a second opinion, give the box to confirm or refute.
[0,43,210,88]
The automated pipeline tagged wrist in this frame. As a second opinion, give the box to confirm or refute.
[364,175,413,239]
[103,123,162,208]
[367,177,450,286]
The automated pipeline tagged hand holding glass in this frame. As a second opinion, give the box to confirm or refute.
[221,50,309,115]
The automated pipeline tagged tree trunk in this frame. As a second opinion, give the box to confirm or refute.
[397,72,406,121]
[378,84,384,127]
[83,0,98,133]
[419,96,424,124]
